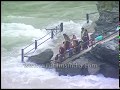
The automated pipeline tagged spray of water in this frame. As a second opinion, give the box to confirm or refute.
[1,21,119,89]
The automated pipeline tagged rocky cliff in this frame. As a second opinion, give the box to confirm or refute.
[95,1,119,34]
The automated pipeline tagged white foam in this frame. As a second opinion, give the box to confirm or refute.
[6,15,34,19]
[1,21,119,89]
[1,23,48,37]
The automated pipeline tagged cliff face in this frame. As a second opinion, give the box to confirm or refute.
[95,1,119,34]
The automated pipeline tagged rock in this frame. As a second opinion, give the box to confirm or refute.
[90,38,119,67]
[55,56,97,76]
[99,64,119,78]
[82,22,96,33]
[81,64,90,75]
[28,49,54,65]
[55,63,89,76]
[86,47,119,79]
[87,37,119,78]
[90,2,119,78]
[94,1,119,34]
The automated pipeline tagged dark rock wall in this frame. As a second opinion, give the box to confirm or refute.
[95,1,119,34]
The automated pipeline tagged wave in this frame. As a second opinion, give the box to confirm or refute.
[6,15,34,19]
[1,21,119,89]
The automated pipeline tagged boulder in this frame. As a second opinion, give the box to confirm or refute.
[90,38,119,67]
[28,49,54,65]
[99,64,119,78]
[55,63,89,76]
[87,37,119,78]
[55,57,91,76]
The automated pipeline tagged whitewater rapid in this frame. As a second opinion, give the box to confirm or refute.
[1,21,119,89]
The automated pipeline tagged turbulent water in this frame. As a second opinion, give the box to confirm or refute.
[1,1,119,89]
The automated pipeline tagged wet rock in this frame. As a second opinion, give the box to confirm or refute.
[55,63,89,76]
[28,49,53,65]
[94,1,119,35]
[91,38,119,67]
[99,64,119,78]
